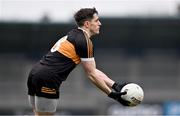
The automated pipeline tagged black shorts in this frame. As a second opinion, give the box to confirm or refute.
[27,63,62,99]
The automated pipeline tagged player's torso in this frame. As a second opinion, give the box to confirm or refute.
[36,28,93,81]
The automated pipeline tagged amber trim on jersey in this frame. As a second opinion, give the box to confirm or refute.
[89,39,93,58]
[82,31,93,58]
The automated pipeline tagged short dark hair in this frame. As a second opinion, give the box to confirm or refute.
[74,8,98,27]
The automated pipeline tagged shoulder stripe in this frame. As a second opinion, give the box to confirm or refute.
[89,39,93,57]
[83,31,90,57]
[83,31,93,58]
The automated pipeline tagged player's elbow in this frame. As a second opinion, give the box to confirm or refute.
[81,61,97,78]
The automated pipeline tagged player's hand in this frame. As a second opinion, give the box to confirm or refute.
[108,91,131,106]
[116,96,131,106]
[108,91,126,99]
[112,82,128,92]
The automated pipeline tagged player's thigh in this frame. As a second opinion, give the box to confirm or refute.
[28,95,37,114]
[35,96,58,113]
[28,95,35,107]
[27,72,36,96]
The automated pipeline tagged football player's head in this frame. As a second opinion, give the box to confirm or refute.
[74,8,101,35]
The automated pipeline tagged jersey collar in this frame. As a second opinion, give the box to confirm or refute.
[78,27,90,38]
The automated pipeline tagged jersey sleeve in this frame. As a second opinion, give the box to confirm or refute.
[75,34,94,61]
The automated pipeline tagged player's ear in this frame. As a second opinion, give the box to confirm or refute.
[84,21,90,28]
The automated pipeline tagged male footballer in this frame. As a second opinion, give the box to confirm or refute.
[27,7,130,116]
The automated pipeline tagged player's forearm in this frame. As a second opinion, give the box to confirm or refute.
[95,69,115,88]
[87,69,112,95]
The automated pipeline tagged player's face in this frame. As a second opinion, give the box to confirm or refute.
[89,13,101,35]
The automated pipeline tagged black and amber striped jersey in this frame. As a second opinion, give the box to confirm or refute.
[39,28,94,81]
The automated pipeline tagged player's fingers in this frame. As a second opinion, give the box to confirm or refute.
[120,91,127,95]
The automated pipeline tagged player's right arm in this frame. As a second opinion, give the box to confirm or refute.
[81,60,130,106]
[73,29,129,105]
[81,59,114,95]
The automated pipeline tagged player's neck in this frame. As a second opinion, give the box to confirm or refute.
[78,27,92,38]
